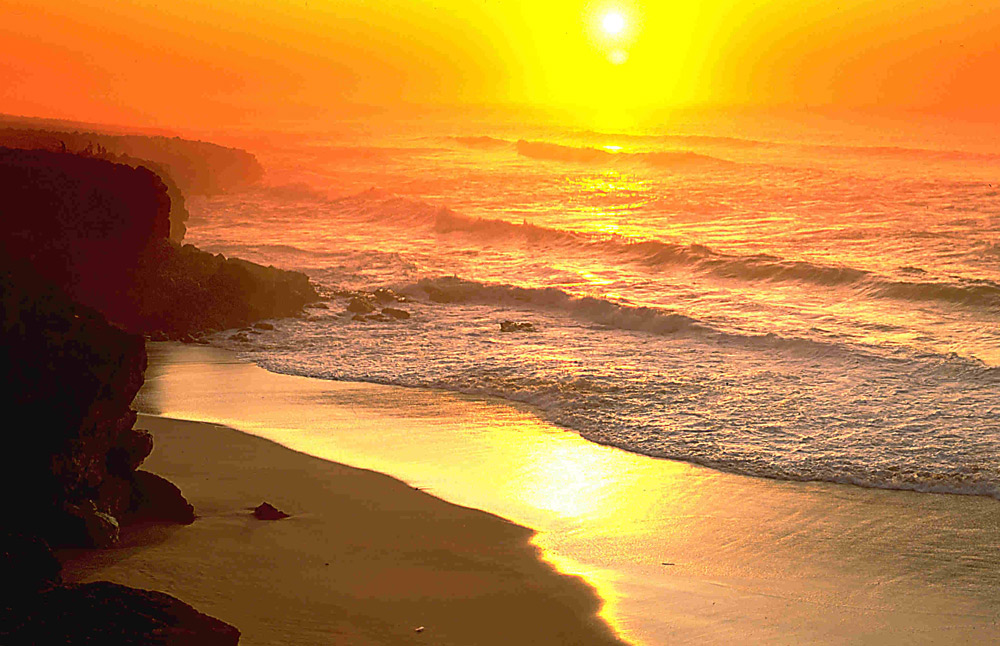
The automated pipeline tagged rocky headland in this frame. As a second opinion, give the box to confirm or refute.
[0,142,312,643]
[0,146,317,339]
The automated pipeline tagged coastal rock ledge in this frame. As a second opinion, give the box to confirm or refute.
[2,581,240,646]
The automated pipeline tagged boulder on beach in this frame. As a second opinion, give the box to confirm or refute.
[253,502,290,521]
[128,471,196,525]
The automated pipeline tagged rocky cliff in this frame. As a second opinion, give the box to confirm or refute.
[0,126,263,195]
[0,142,289,645]
[0,124,264,242]
[0,270,189,547]
[0,147,317,338]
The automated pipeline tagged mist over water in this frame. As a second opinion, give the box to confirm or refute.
[189,112,1000,497]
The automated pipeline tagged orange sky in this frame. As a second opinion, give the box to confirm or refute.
[1,0,998,130]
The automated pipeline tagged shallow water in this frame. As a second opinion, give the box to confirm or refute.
[189,111,999,496]
[139,344,1000,646]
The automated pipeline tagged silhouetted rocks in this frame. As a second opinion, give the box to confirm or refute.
[0,142,264,643]
[128,471,196,525]
[128,241,318,337]
[0,147,171,313]
[108,429,155,477]
[2,581,240,646]
[253,502,290,520]
[0,147,318,338]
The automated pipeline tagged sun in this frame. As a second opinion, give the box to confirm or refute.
[601,10,627,37]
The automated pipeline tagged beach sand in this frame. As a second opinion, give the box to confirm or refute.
[60,413,623,645]
[63,343,1000,645]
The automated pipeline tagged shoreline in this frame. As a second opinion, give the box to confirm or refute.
[66,342,1000,645]
[61,414,624,646]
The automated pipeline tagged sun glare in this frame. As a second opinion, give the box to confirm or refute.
[601,10,627,36]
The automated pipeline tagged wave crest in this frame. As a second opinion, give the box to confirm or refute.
[515,140,734,168]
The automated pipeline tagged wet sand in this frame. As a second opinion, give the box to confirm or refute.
[68,343,1000,644]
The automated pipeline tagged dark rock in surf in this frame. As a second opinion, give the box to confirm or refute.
[253,502,289,521]
[252,322,274,330]
[381,307,410,320]
[346,297,376,314]
[500,320,536,333]
[373,287,398,303]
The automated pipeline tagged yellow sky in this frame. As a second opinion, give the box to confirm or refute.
[1,0,998,129]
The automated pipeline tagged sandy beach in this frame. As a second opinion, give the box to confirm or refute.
[59,414,623,646]
[62,343,1000,645]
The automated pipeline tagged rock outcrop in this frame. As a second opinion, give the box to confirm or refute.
[128,241,318,337]
[0,147,318,338]
[0,269,182,546]
[0,142,265,643]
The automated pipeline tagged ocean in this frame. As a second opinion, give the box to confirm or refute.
[188,110,1000,498]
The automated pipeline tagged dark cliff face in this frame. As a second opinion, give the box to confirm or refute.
[0,147,318,338]
[0,145,251,642]
[0,148,172,321]
[0,146,316,531]
[0,270,154,544]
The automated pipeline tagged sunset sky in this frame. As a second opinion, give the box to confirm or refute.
[2,0,999,129]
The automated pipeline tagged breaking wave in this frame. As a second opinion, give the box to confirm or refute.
[325,190,1000,310]
[515,139,734,168]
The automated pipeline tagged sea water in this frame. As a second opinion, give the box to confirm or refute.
[187,109,1000,498]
